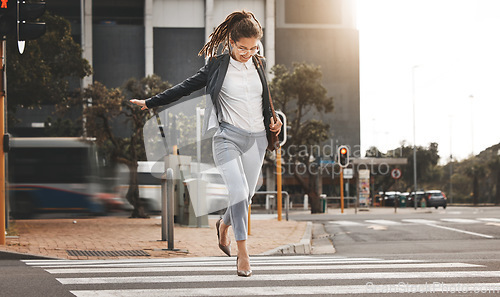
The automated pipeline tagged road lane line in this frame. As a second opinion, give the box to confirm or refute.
[424,223,494,238]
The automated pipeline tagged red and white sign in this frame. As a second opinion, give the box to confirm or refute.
[391,168,402,180]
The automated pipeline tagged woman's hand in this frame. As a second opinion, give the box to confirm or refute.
[129,99,148,110]
[269,117,282,134]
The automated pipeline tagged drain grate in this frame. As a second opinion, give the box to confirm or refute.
[67,250,150,257]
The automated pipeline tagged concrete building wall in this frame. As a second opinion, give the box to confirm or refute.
[153,0,205,28]
[20,0,359,152]
[275,0,360,150]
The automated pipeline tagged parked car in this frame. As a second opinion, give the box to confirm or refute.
[382,191,400,207]
[407,191,426,207]
[424,190,447,209]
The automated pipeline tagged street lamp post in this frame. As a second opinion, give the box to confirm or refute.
[412,65,419,210]
[469,95,474,157]
[449,115,453,204]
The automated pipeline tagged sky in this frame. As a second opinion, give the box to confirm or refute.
[356,0,500,163]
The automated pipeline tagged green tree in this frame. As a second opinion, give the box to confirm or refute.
[69,76,171,218]
[367,143,441,195]
[488,156,500,205]
[269,63,334,213]
[6,11,91,121]
[465,163,486,206]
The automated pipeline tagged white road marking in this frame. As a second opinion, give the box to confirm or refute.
[401,219,439,224]
[365,220,402,225]
[43,259,426,274]
[69,283,500,297]
[423,223,494,239]
[329,220,364,226]
[367,225,387,231]
[58,270,500,285]
[45,262,478,275]
[440,218,481,224]
[478,218,500,223]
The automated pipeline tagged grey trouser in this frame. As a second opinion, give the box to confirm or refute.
[213,122,268,241]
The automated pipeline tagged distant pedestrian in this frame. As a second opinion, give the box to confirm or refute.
[130,10,281,277]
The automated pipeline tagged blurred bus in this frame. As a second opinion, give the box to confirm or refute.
[8,137,105,219]
[115,161,228,215]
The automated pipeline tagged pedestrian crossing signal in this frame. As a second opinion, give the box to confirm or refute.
[17,1,46,53]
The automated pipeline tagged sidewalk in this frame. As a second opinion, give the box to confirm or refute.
[1,214,308,260]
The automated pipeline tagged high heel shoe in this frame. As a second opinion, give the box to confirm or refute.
[216,218,231,257]
[236,256,252,277]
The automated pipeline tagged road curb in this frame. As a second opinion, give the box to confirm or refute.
[0,250,59,260]
[260,221,313,255]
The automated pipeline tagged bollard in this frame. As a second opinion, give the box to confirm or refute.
[161,168,175,250]
[166,168,174,250]
[161,175,167,241]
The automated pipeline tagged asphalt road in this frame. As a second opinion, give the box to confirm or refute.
[1,206,499,296]
[298,206,500,261]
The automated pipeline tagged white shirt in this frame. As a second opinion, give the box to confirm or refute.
[218,56,265,133]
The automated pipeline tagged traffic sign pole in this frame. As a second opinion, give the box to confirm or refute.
[277,148,282,221]
[340,169,344,214]
[391,168,402,213]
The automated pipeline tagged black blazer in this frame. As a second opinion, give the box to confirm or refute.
[145,54,273,137]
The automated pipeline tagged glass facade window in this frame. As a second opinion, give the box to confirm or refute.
[93,0,144,25]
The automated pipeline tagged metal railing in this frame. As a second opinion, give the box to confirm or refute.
[253,191,290,221]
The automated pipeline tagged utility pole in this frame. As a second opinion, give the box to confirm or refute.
[0,40,6,245]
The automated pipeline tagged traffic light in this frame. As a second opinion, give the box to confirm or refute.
[0,0,16,38]
[17,1,46,53]
[337,145,349,168]
[275,110,287,147]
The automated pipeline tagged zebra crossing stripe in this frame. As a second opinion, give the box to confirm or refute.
[57,270,500,285]
[478,218,500,223]
[329,220,364,226]
[21,256,370,266]
[365,220,402,225]
[401,219,439,224]
[70,283,500,296]
[45,262,480,275]
[27,257,424,269]
[440,218,481,224]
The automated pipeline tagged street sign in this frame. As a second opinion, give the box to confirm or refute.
[276,110,287,147]
[343,168,353,179]
[391,168,402,180]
